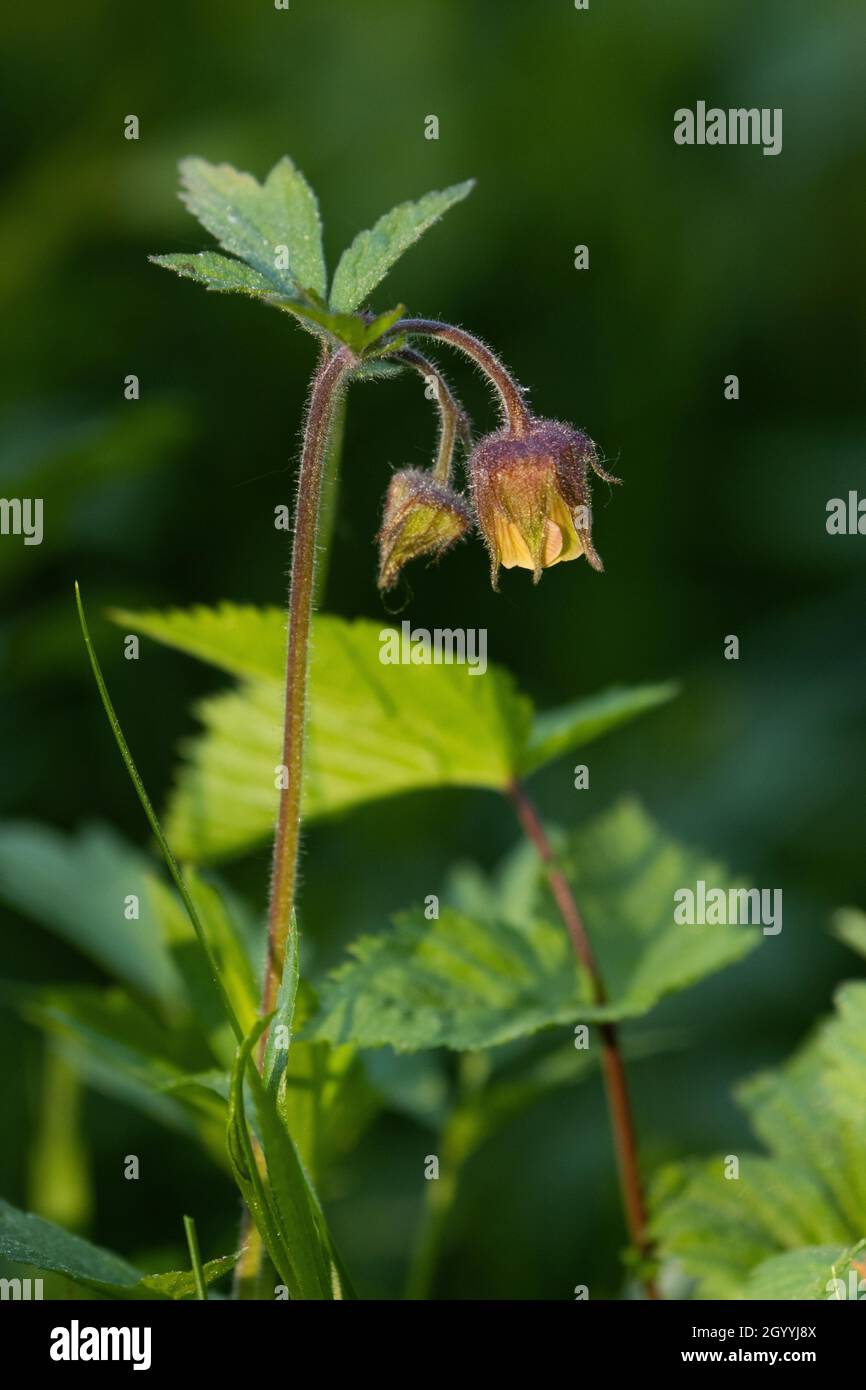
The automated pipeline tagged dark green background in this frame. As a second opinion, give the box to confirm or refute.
[1,0,864,1297]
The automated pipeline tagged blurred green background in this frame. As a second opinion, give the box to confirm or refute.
[1,0,864,1298]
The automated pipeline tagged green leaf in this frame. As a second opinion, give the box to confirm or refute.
[110,607,532,861]
[329,180,475,313]
[227,1017,339,1299]
[519,683,678,776]
[274,981,376,1182]
[832,907,866,961]
[277,299,405,353]
[140,1253,236,1300]
[12,984,229,1164]
[108,605,673,863]
[175,156,327,299]
[304,801,762,1052]
[149,251,287,300]
[0,1199,235,1300]
[147,869,260,1062]
[745,1245,854,1301]
[652,985,866,1298]
[0,821,181,1006]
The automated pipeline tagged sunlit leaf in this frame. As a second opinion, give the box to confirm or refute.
[329,180,474,313]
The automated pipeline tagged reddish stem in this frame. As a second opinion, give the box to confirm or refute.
[506,778,659,1299]
[394,318,531,437]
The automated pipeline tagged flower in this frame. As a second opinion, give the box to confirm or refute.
[469,418,619,586]
[377,468,472,590]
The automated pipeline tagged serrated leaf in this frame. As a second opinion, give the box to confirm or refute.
[304,801,762,1052]
[149,251,285,300]
[746,1245,853,1300]
[519,683,678,775]
[0,1199,234,1300]
[653,986,866,1298]
[0,822,181,1006]
[329,180,474,313]
[176,156,327,299]
[108,606,671,863]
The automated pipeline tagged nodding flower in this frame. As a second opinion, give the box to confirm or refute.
[469,418,620,587]
[377,468,472,591]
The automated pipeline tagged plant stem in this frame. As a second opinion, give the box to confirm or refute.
[394,347,471,484]
[261,344,356,1021]
[312,365,347,607]
[235,344,355,1300]
[394,319,531,437]
[506,778,659,1299]
[183,1214,208,1301]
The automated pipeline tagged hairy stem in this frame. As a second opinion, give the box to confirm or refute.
[313,372,347,607]
[234,343,356,1300]
[394,319,531,437]
[262,344,356,1020]
[506,779,659,1299]
[394,347,471,484]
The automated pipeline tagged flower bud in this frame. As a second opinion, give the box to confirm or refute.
[469,418,618,585]
[377,468,472,590]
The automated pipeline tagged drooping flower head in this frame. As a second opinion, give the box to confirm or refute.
[469,418,619,587]
[377,467,472,591]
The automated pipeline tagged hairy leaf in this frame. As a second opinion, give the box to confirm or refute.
[329,180,474,313]
[174,156,326,299]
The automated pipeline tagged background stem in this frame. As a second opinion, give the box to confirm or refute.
[506,778,659,1299]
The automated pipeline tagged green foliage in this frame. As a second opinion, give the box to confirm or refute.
[152,158,472,353]
[226,1017,339,1299]
[745,1243,865,1301]
[329,180,475,313]
[519,684,678,776]
[0,1199,234,1300]
[652,981,866,1298]
[832,907,866,961]
[305,801,761,1051]
[175,156,327,299]
[0,821,180,1005]
[110,604,674,861]
[76,585,242,1041]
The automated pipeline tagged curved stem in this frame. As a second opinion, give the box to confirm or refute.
[506,778,660,1300]
[393,347,471,484]
[262,343,356,1020]
[393,319,531,437]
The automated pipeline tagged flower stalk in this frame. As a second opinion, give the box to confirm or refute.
[262,343,356,1021]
